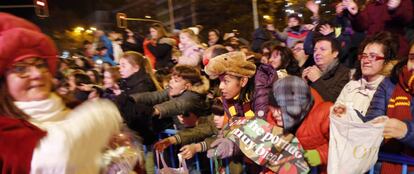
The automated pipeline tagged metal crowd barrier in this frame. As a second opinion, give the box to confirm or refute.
[156,129,414,174]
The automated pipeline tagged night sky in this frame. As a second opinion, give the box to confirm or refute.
[0,0,128,30]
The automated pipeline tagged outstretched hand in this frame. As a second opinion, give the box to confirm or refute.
[154,137,176,152]
[207,138,235,159]
[306,1,320,16]
[343,0,359,15]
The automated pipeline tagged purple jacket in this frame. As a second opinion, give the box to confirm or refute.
[253,64,277,117]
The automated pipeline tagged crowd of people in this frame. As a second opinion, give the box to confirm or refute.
[1,0,414,173]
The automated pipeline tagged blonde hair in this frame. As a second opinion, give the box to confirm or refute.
[121,51,162,91]
[180,29,201,45]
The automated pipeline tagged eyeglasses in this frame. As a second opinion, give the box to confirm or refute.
[7,58,49,78]
[358,53,385,62]
[292,47,304,52]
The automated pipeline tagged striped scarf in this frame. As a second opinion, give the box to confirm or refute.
[382,66,414,173]
[387,66,414,121]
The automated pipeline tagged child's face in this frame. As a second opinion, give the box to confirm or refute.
[269,105,283,127]
[177,113,198,127]
[168,75,190,97]
[218,74,246,100]
[119,58,138,78]
[103,71,115,88]
[269,50,282,69]
[179,33,192,45]
[287,17,300,28]
[208,31,219,42]
[213,115,225,129]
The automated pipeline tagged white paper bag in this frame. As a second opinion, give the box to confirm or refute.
[327,104,387,174]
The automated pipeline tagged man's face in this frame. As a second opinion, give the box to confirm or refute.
[313,40,338,70]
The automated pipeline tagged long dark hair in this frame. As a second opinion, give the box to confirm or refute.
[237,76,255,104]
[208,29,224,45]
[0,78,29,119]
[271,46,301,76]
[150,23,170,40]
[390,58,408,84]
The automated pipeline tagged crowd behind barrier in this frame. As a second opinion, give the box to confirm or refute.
[1,0,414,172]
[156,129,414,174]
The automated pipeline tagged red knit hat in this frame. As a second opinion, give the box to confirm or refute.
[0,12,41,32]
[0,14,57,76]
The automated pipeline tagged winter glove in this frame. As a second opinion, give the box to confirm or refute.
[154,136,176,152]
[304,149,321,166]
[206,138,235,159]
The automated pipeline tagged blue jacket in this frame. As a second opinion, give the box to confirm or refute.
[100,35,113,58]
[365,77,414,148]
[92,55,116,66]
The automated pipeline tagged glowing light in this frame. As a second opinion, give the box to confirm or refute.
[90,27,97,31]
[145,16,152,19]
[285,9,295,14]
[36,1,45,6]
[74,26,85,34]
[263,15,271,20]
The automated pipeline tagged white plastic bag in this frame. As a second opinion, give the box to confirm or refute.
[156,151,189,174]
[327,104,387,174]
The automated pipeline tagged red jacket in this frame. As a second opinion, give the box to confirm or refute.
[0,116,46,174]
[296,89,332,174]
[351,0,413,56]
[143,38,157,69]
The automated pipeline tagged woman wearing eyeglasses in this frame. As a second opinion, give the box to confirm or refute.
[0,13,122,173]
[363,39,414,173]
[335,32,398,115]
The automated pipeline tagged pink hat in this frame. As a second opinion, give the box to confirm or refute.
[0,13,41,32]
[0,14,57,76]
[0,28,58,76]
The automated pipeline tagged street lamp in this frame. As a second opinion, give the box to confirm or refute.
[263,15,272,20]
[168,0,175,32]
[252,0,259,29]
[74,26,85,34]
[34,0,49,17]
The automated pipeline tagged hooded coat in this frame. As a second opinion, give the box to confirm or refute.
[125,76,210,144]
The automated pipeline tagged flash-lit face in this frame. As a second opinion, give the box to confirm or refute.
[6,58,52,101]
[150,27,158,39]
[208,31,219,44]
[268,105,283,127]
[119,58,139,78]
[313,40,338,71]
[218,74,246,100]
[168,75,190,97]
[360,43,385,80]
[287,17,300,28]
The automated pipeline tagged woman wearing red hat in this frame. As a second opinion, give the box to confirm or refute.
[0,14,122,174]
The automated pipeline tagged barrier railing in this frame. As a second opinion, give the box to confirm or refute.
[155,129,414,174]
